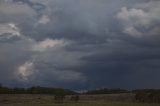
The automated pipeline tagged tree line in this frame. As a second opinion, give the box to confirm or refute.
[0,85,76,95]
[0,84,80,104]
[1,84,160,103]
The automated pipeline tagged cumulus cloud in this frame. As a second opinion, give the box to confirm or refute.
[0,23,20,39]
[117,1,160,38]
[117,7,149,25]
[123,26,142,37]
[16,62,35,81]
[37,15,50,25]
[31,39,64,52]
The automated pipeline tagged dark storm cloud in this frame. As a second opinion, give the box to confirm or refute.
[0,0,160,90]
[80,39,160,89]
[18,0,137,40]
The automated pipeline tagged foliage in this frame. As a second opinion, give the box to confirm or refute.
[0,85,76,95]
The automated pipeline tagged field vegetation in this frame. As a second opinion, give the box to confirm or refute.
[1,85,160,106]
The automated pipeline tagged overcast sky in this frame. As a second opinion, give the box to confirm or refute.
[0,0,160,90]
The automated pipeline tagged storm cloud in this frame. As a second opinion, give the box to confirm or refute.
[0,0,160,90]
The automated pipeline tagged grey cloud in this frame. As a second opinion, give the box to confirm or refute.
[0,0,160,90]
[12,0,46,12]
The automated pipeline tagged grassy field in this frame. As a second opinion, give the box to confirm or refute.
[1,102,160,106]
[0,94,160,106]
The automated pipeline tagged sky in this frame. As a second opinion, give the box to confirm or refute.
[0,0,160,90]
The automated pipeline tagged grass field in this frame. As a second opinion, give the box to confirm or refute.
[1,102,160,106]
[0,94,160,106]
